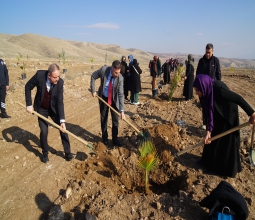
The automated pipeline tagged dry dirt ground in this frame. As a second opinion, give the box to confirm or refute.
[0,60,255,220]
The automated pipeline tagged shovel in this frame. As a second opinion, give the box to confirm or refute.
[174,121,250,157]
[95,95,151,140]
[16,101,93,152]
[249,125,255,167]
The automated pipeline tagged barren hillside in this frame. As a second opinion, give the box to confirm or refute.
[1,32,255,68]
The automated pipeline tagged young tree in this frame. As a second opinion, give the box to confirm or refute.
[137,140,159,194]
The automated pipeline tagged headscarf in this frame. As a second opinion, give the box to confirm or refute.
[128,54,134,64]
[193,74,214,132]
[188,54,195,69]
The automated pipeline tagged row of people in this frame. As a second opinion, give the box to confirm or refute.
[2,44,255,179]
[25,60,128,163]
[183,43,255,177]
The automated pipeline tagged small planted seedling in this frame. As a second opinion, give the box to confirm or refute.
[137,140,159,194]
[17,53,26,80]
[105,52,108,65]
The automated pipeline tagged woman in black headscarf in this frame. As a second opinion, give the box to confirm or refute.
[183,54,195,100]
[193,74,255,177]
[130,59,142,104]
[162,59,170,84]
[120,56,129,100]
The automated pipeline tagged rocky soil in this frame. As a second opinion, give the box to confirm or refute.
[0,60,255,219]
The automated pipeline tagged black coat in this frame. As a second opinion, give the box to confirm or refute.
[200,181,248,220]
[150,60,158,77]
[25,70,65,120]
[0,59,9,86]
[162,62,170,84]
[201,81,254,177]
[120,61,128,77]
[183,63,194,100]
[130,61,142,93]
[196,55,221,80]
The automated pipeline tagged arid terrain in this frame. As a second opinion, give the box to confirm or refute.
[0,57,255,220]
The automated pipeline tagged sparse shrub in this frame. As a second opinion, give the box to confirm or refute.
[17,53,26,79]
[105,52,107,65]
[90,57,94,69]
[58,49,66,64]
[168,64,184,101]
[230,67,235,73]
[17,53,22,63]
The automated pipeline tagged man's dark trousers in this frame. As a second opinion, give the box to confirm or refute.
[100,95,119,142]
[0,85,7,113]
[38,107,71,156]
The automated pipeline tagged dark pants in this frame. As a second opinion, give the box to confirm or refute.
[100,95,119,141]
[124,76,130,98]
[0,85,7,113]
[38,107,71,156]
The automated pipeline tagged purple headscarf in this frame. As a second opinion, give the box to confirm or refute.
[193,74,214,132]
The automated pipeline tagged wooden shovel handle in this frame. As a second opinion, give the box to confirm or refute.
[251,125,255,149]
[175,121,250,157]
[96,95,142,135]
[16,101,93,150]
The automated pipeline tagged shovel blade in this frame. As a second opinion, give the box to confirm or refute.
[249,148,255,167]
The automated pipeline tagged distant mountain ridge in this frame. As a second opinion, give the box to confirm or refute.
[0,33,254,68]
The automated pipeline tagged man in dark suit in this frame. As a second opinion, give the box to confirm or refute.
[25,63,73,163]
[90,60,125,147]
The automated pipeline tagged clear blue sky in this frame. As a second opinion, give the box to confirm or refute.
[1,0,255,59]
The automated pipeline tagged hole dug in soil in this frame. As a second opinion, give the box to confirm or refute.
[53,123,206,219]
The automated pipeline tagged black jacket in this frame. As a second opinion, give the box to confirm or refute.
[162,62,170,74]
[200,181,248,219]
[130,59,142,93]
[213,80,254,125]
[0,59,9,86]
[196,55,221,80]
[25,70,65,120]
[120,61,128,77]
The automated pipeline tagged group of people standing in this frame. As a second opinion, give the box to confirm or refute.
[149,56,181,97]
[189,43,255,178]
[2,43,255,180]
[120,55,142,105]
